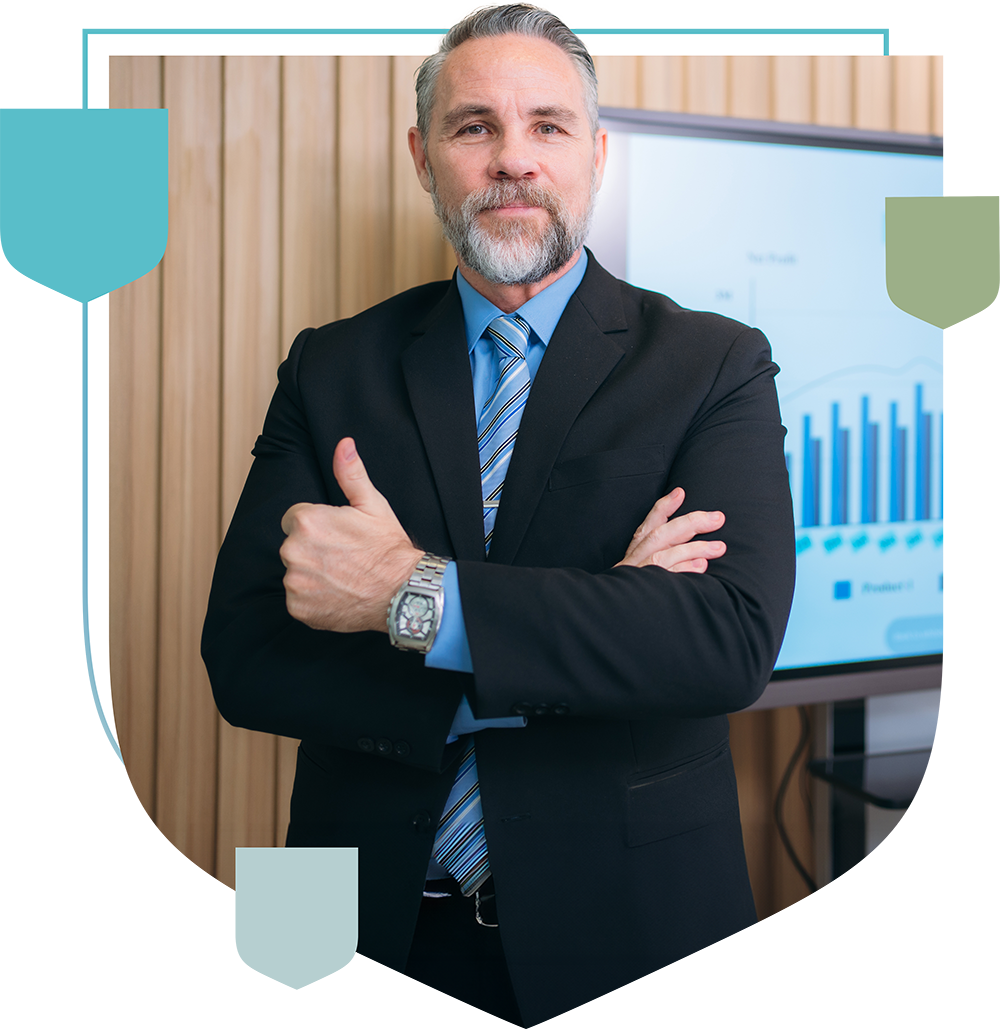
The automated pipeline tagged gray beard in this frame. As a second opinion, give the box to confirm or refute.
[429,175,596,285]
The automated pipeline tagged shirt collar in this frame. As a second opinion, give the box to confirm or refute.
[455,249,589,352]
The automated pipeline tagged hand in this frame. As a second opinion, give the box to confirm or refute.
[279,438,422,632]
[616,488,726,573]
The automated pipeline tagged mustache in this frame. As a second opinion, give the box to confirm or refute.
[463,181,563,217]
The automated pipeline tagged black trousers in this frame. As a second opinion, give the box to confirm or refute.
[403,877,523,1026]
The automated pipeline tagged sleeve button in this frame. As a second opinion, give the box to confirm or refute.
[533,704,549,716]
[358,737,375,752]
[512,703,530,716]
[376,738,393,755]
[394,740,411,756]
[553,704,570,716]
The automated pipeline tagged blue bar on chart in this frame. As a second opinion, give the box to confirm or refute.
[914,384,934,521]
[801,414,821,527]
[889,402,907,522]
[938,411,1000,518]
[861,396,879,524]
[830,403,850,525]
[789,381,940,528]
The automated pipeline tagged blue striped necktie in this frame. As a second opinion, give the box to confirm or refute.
[431,313,532,897]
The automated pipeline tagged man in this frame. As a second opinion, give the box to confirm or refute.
[203,5,795,1025]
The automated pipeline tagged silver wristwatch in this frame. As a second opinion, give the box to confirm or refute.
[387,554,448,653]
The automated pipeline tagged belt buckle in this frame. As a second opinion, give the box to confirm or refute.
[474,887,499,928]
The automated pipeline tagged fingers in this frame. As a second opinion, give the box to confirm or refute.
[621,487,685,562]
[666,557,710,574]
[281,502,314,539]
[332,437,394,517]
[626,509,725,567]
[650,538,726,572]
[630,487,684,544]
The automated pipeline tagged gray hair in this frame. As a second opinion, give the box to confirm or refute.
[414,5,599,140]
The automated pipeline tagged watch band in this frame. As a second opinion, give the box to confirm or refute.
[408,554,449,590]
[387,554,448,653]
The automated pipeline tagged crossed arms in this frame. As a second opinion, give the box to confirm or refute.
[278,435,728,635]
[203,296,795,770]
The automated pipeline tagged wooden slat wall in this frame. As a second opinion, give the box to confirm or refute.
[109,57,163,821]
[281,57,339,348]
[110,55,942,905]
[215,56,283,890]
[155,56,224,875]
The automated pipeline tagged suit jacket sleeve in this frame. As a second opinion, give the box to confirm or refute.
[201,326,468,775]
[202,269,795,763]
[456,318,796,722]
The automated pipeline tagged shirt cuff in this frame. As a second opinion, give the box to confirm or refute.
[425,562,526,739]
[424,559,474,673]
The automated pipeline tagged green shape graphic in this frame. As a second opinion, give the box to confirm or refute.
[235,847,358,989]
[886,196,999,328]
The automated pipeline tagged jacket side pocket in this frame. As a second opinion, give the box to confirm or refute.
[626,746,740,848]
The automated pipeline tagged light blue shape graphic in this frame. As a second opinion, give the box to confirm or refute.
[851,532,869,550]
[795,535,812,555]
[236,848,358,988]
[824,534,843,553]
[886,615,943,654]
[0,1,917,333]
[0,0,921,1024]
[15,302,120,765]
[1,2,165,335]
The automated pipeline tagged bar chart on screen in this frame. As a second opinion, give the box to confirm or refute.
[776,359,943,670]
[591,114,944,673]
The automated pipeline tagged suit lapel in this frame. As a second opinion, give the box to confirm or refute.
[401,281,486,562]
[488,257,629,565]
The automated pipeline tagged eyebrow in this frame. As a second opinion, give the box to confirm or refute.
[439,103,581,134]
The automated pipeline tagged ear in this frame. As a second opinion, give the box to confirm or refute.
[408,127,433,194]
[592,126,609,193]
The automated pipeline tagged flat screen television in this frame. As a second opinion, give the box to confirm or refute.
[587,107,943,709]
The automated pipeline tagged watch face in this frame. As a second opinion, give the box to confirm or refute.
[395,590,435,642]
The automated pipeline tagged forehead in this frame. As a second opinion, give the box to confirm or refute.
[434,33,588,119]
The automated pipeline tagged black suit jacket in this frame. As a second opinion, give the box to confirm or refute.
[203,253,796,1025]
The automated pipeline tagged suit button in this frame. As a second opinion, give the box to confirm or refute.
[394,740,411,756]
[533,704,549,716]
[358,737,374,752]
[553,704,569,716]
[376,738,393,755]
[412,810,432,834]
[512,703,530,716]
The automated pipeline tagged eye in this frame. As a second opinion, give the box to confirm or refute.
[460,124,489,136]
[538,124,561,135]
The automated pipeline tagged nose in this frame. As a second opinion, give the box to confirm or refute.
[488,131,540,180]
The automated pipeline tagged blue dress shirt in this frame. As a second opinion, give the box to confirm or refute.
[423,252,589,737]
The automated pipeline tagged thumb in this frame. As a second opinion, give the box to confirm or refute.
[332,437,393,516]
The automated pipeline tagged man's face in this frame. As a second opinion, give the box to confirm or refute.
[410,34,608,285]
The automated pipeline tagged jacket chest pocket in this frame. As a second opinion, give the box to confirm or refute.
[548,444,666,492]
[626,745,740,848]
